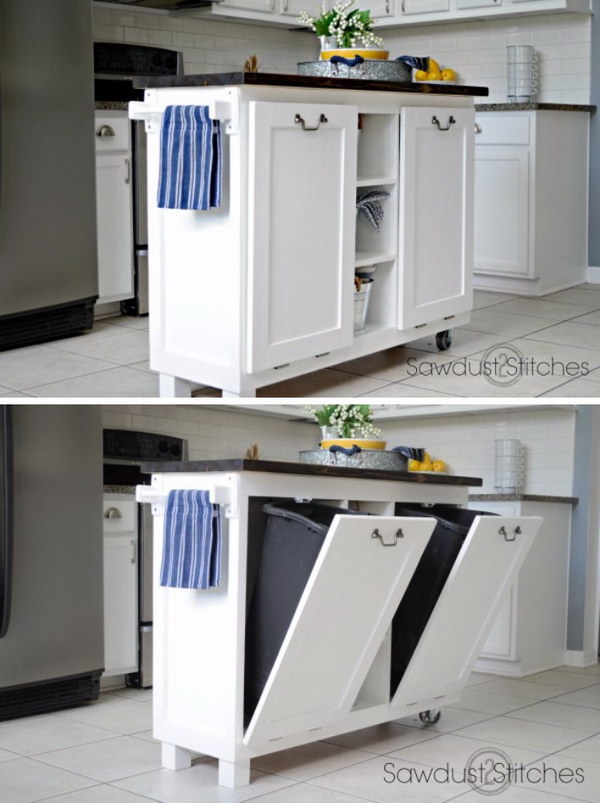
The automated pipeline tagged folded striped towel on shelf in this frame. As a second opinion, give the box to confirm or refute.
[157,105,223,211]
[160,489,222,589]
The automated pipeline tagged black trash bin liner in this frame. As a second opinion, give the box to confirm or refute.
[390,504,496,695]
[244,500,363,719]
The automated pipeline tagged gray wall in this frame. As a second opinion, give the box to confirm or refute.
[589,0,600,266]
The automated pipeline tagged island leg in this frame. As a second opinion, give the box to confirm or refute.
[161,743,193,770]
[218,758,251,788]
[159,374,192,398]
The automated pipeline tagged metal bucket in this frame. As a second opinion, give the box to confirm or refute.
[299,449,408,471]
[354,278,373,331]
[298,59,412,82]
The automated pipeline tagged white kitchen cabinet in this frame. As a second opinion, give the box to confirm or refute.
[469,498,572,676]
[94,111,134,305]
[457,0,501,7]
[361,0,394,16]
[139,464,541,788]
[131,83,476,397]
[103,495,137,677]
[248,101,357,372]
[279,0,324,15]
[401,0,449,13]
[218,0,274,11]
[474,147,529,277]
[473,110,589,295]
[398,107,473,329]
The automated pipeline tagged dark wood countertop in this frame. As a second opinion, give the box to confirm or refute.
[141,458,482,486]
[469,493,578,505]
[475,102,595,113]
[134,71,488,97]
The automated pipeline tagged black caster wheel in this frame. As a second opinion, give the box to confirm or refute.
[419,709,441,725]
[435,330,453,351]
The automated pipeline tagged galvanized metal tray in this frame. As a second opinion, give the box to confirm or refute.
[299,449,408,471]
[297,59,412,82]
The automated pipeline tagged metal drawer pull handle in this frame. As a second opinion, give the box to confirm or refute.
[371,527,404,547]
[499,525,521,542]
[474,123,482,134]
[295,113,328,132]
[432,115,456,131]
[96,124,116,137]
[104,507,123,519]
[125,157,131,185]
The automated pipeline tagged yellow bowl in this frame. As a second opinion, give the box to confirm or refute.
[321,438,387,450]
[320,49,389,62]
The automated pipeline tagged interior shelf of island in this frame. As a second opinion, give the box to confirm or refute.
[357,113,400,186]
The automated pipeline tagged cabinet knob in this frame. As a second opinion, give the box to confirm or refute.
[474,123,482,134]
[96,124,116,137]
[104,507,123,519]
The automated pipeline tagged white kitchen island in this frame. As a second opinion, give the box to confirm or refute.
[130,73,488,397]
[137,459,541,788]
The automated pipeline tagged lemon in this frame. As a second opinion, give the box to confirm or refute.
[408,458,421,471]
[419,460,434,472]
[414,69,428,82]
[432,460,447,472]
[441,68,457,82]
[423,451,432,463]
[427,70,441,81]
[428,57,440,73]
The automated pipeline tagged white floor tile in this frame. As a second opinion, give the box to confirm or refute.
[0,345,115,390]
[551,687,600,710]
[247,784,363,802]
[541,378,600,397]
[252,741,374,781]
[112,758,296,802]
[453,689,535,716]
[476,678,576,701]
[57,702,153,736]
[526,321,600,351]
[258,369,391,398]
[27,366,159,397]
[43,786,154,802]
[523,670,600,691]
[106,689,153,703]
[35,735,162,783]
[473,291,520,309]
[326,347,455,383]
[542,288,600,307]
[561,664,600,677]
[556,732,600,764]
[571,310,600,326]
[519,755,600,802]
[493,298,595,321]
[461,310,554,338]
[0,747,21,762]
[363,382,458,398]
[388,732,544,770]
[0,713,119,756]
[324,722,440,755]
[52,329,150,365]
[308,754,466,802]
[408,329,509,358]
[458,785,580,802]
[453,716,589,753]
[0,757,95,802]
[506,701,600,734]
[104,316,150,331]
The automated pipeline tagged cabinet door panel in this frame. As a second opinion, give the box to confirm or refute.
[244,516,434,750]
[280,0,323,14]
[95,154,134,303]
[398,106,473,328]
[248,102,357,373]
[457,0,501,8]
[402,0,449,13]
[220,0,274,10]
[392,516,541,706]
[474,148,530,276]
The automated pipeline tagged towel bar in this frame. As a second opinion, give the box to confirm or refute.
[136,484,237,518]
[129,92,239,136]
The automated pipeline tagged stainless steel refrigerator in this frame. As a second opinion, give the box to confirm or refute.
[0,0,98,351]
[0,406,104,720]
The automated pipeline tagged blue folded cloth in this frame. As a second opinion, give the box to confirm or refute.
[157,105,223,211]
[396,56,430,72]
[160,489,222,589]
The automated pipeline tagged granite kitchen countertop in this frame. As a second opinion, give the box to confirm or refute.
[475,102,596,113]
[135,71,488,97]
[141,458,482,486]
[469,493,578,504]
[95,101,129,111]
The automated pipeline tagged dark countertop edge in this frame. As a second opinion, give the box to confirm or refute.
[95,102,129,111]
[140,458,482,487]
[469,493,578,505]
[104,484,136,494]
[134,71,488,97]
[475,102,596,113]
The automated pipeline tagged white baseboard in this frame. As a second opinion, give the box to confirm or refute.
[586,266,600,284]
[564,649,598,668]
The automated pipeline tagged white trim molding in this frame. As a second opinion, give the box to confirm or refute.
[586,266,600,284]
[564,649,599,668]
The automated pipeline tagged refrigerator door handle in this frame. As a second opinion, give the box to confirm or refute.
[0,407,14,638]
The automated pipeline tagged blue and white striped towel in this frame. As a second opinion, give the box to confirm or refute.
[157,106,223,211]
[160,489,222,589]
